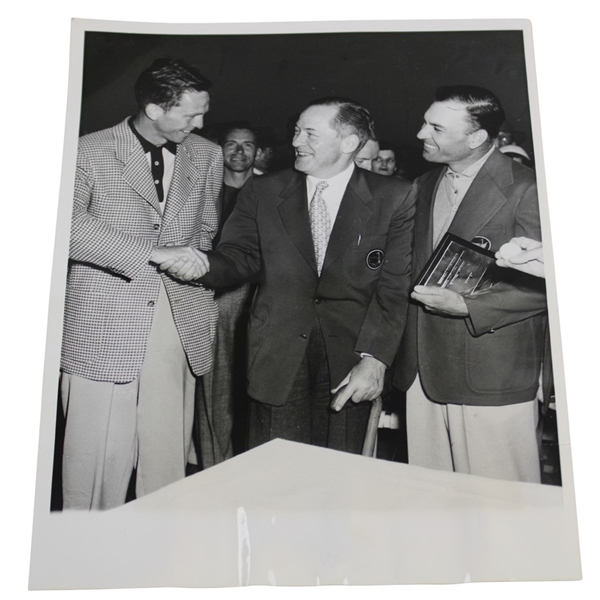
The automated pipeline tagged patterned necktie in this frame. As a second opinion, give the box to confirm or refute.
[309,180,330,275]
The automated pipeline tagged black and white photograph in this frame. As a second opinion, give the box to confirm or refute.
[1,2,596,598]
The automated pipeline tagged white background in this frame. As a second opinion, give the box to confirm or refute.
[1,1,597,599]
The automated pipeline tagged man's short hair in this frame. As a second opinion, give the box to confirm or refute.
[134,58,212,112]
[306,97,376,152]
[434,85,505,141]
[218,121,258,146]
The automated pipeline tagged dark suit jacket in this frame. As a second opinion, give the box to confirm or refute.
[393,149,548,406]
[202,167,415,406]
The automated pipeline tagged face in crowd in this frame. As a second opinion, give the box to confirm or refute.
[372,149,397,176]
[354,139,380,171]
[221,128,258,172]
[254,146,274,172]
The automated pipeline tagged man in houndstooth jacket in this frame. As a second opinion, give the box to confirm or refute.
[59,59,223,510]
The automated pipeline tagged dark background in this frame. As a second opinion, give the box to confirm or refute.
[80,29,532,175]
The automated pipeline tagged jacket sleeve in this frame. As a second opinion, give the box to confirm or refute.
[354,182,416,366]
[200,177,262,289]
[68,144,154,280]
[464,179,548,336]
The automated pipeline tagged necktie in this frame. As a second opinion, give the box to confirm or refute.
[309,180,330,275]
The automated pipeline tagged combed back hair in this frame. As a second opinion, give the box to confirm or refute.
[134,58,212,112]
[218,121,258,146]
[307,97,376,152]
[434,85,505,140]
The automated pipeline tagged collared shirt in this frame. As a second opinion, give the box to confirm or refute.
[432,145,495,247]
[128,118,177,214]
[305,163,355,233]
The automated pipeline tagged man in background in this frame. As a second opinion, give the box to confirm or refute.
[253,129,276,175]
[354,137,380,171]
[59,58,223,509]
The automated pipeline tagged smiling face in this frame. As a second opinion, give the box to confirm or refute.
[147,90,210,145]
[221,128,258,173]
[292,104,356,178]
[417,100,488,172]
[372,149,397,176]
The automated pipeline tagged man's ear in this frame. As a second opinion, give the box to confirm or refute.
[341,134,360,155]
[469,128,489,150]
[145,103,164,122]
[256,148,264,160]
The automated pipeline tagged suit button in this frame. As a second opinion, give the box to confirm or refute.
[314,298,321,304]
[148,301,155,307]
[153,224,160,230]
[300,334,307,339]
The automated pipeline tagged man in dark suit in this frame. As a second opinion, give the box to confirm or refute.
[393,85,547,483]
[201,98,415,454]
[59,59,223,509]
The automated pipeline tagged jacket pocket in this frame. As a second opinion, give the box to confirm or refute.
[465,319,540,395]
[61,288,108,366]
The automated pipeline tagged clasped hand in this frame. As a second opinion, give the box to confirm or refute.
[150,245,210,282]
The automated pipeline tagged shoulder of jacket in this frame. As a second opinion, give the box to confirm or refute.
[415,166,443,184]
[183,133,221,157]
[78,125,118,150]
[252,168,298,188]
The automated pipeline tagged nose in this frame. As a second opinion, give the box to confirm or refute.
[292,130,305,147]
[192,115,204,129]
[417,123,428,139]
[234,144,244,154]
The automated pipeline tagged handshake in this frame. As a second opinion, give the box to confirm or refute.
[150,245,211,282]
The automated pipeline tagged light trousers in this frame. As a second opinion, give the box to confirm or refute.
[406,375,541,483]
[61,283,196,510]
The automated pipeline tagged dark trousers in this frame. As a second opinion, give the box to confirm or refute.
[248,325,371,454]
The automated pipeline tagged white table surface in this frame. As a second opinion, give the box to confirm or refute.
[29,439,581,589]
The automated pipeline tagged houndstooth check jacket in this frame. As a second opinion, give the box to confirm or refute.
[60,118,223,383]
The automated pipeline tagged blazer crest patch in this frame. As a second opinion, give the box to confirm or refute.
[366,249,385,270]
[471,236,492,250]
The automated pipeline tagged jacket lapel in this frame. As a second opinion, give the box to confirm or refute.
[162,141,199,227]
[115,119,162,215]
[278,172,317,274]
[322,169,373,272]
[277,168,375,276]
[448,150,511,241]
